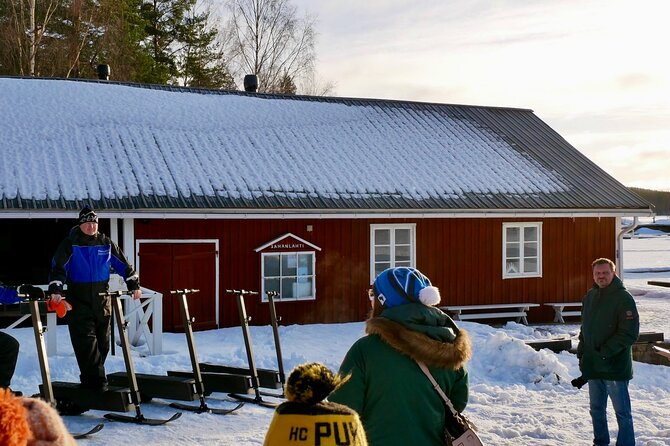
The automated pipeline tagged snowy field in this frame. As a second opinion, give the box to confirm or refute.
[5,234,670,445]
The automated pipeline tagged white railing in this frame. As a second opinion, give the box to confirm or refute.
[117,289,163,355]
[109,274,163,355]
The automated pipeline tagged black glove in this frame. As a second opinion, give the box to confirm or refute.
[126,276,140,292]
[47,282,63,295]
[18,284,45,301]
[571,376,587,389]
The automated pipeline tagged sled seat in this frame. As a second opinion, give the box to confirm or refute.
[107,372,198,401]
[45,381,134,413]
[167,370,254,395]
[199,363,283,389]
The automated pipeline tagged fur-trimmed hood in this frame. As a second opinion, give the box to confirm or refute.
[365,304,472,370]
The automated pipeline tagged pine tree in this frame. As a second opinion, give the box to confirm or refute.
[90,0,155,82]
[274,72,296,95]
[175,5,235,88]
[137,0,186,83]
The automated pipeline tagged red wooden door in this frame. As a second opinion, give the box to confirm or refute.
[138,242,217,332]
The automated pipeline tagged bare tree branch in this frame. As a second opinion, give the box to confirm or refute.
[222,0,316,93]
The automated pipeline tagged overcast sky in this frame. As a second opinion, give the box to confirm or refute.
[215,0,669,191]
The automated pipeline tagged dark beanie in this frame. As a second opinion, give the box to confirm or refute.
[78,206,98,224]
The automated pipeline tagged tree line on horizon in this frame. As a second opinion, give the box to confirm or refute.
[0,0,333,95]
[631,187,670,216]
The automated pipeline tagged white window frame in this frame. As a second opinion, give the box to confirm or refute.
[502,222,543,279]
[370,223,416,283]
[261,251,316,302]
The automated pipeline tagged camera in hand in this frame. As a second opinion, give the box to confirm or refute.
[571,376,587,389]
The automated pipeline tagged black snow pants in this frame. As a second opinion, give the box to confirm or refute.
[67,292,111,389]
[0,330,20,388]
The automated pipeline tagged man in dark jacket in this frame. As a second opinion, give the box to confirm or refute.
[577,258,639,446]
[329,267,472,446]
[49,206,141,390]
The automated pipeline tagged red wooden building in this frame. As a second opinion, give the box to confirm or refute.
[0,77,653,330]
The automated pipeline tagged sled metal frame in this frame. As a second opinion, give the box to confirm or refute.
[166,289,245,415]
[20,294,105,438]
[102,291,181,425]
[11,285,58,356]
[109,289,245,415]
[198,289,286,397]
[265,290,286,396]
[220,289,285,408]
[28,294,132,412]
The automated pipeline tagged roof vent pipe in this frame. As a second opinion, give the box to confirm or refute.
[97,64,110,81]
[243,74,258,92]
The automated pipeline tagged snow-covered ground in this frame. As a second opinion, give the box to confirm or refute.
[6,236,670,445]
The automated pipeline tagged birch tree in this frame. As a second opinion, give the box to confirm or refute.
[222,0,315,93]
[0,0,61,76]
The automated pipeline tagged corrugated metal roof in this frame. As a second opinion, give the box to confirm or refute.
[0,76,651,214]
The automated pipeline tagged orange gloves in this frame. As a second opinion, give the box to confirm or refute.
[46,298,72,318]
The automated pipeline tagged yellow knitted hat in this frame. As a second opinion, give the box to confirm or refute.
[264,363,367,446]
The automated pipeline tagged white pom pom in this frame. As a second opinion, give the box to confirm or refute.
[418,286,441,306]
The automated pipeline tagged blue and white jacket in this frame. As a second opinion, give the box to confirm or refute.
[49,227,139,304]
[0,284,20,305]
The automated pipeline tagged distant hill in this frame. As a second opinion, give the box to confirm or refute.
[631,188,670,215]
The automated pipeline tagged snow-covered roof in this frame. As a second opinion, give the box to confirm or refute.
[0,77,650,214]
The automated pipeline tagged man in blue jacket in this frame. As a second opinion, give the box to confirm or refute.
[577,258,639,446]
[49,206,141,391]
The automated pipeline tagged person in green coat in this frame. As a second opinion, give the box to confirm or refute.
[577,258,639,446]
[328,267,472,446]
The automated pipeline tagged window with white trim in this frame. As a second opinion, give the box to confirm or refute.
[262,251,315,301]
[502,222,542,278]
[370,224,416,281]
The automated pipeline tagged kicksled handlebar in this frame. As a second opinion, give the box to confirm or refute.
[170,289,200,295]
[98,290,141,298]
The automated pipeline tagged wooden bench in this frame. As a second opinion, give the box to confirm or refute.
[440,303,539,325]
[544,302,582,323]
[636,332,665,343]
[648,281,670,288]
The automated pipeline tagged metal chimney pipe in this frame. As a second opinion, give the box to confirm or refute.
[97,64,110,81]
[243,74,258,92]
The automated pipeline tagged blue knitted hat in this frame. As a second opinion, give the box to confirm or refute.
[372,267,441,308]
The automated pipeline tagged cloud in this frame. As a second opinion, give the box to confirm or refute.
[279,0,670,191]
[617,73,659,90]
